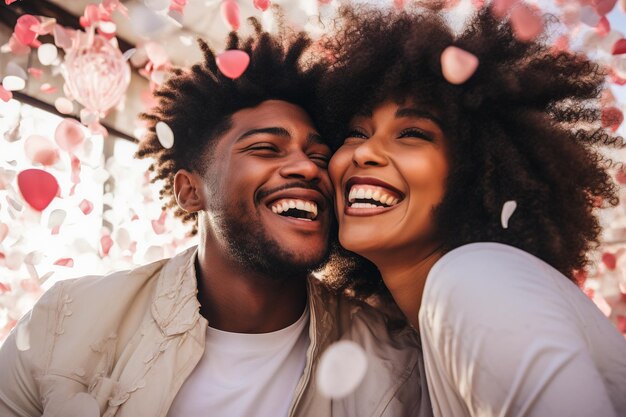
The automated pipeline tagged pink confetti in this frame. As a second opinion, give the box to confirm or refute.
[612,39,626,55]
[54,118,85,152]
[151,211,167,235]
[510,4,543,42]
[602,252,617,270]
[8,34,30,55]
[24,135,60,166]
[492,0,518,18]
[216,50,250,79]
[596,16,611,36]
[253,0,270,11]
[54,97,74,115]
[71,156,81,184]
[17,169,59,212]
[592,0,617,15]
[53,258,74,267]
[27,67,43,79]
[601,107,624,131]
[0,282,11,295]
[79,199,94,215]
[5,0,19,4]
[14,15,39,45]
[221,0,240,31]
[40,83,58,94]
[0,86,12,102]
[100,234,113,256]
[440,46,479,85]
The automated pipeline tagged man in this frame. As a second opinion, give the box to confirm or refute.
[0,25,427,417]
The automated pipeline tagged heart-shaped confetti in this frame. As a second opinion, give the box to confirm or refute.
[55,118,85,152]
[156,121,174,149]
[440,46,479,85]
[612,39,626,55]
[17,169,59,211]
[253,0,270,11]
[216,50,250,79]
[501,200,517,229]
[221,0,240,31]
[317,341,368,399]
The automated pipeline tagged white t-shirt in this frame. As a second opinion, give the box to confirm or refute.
[167,306,310,417]
[419,242,626,417]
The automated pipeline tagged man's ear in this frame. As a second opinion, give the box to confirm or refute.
[174,169,205,212]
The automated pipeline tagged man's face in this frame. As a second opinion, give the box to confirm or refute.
[199,100,333,278]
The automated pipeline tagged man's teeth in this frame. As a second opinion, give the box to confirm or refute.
[348,186,400,207]
[270,199,318,219]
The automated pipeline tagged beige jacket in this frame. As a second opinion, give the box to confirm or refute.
[0,247,430,417]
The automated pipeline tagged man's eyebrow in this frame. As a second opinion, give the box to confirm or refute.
[395,107,443,127]
[307,132,326,146]
[235,127,290,143]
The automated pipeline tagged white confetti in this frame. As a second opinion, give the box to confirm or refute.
[317,340,368,399]
[2,75,26,91]
[501,200,517,229]
[54,97,74,114]
[37,43,58,66]
[16,321,30,351]
[156,121,174,149]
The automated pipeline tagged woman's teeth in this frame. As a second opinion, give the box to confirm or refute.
[347,185,400,208]
[270,199,318,220]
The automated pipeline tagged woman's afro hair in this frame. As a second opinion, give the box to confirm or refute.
[135,19,324,235]
[318,5,624,297]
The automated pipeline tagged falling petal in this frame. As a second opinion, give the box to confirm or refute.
[37,43,58,66]
[54,97,74,114]
[156,121,174,149]
[440,46,479,85]
[216,50,250,79]
[501,200,517,229]
[54,258,74,267]
[17,169,59,212]
[221,0,240,31]
[2,75,26,91]
[317,341,368,399]
[79,199,94,215]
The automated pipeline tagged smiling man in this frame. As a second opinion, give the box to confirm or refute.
[0,25,427,417]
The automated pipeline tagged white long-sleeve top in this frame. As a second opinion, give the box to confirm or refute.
[419,242,626,417]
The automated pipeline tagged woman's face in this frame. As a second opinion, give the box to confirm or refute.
[329,100,449,261]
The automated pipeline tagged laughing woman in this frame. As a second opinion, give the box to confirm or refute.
[319,6,626,417]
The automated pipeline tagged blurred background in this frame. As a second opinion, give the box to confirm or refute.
[1,0,626,343]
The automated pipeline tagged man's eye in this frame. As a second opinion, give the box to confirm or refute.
[398,128,434,142]
[249,145,278,152]
[310,154,330,165]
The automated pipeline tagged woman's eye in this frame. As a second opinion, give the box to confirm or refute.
[344,129,368,142]
[398,128,434,142]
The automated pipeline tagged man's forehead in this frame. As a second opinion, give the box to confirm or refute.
[231,99,314,127]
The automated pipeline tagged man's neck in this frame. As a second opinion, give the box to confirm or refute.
[195,243,308,334]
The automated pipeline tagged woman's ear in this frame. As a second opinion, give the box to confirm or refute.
[174,169,205,212]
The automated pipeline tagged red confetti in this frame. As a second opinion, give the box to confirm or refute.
[592,0,617,15]
[596,16,610,36]
[616,315,626,333]
[17,169,59,211]
[14,14,39,45]
[602,252,617,270]
[0,86,13,102]
[53,258,74,267]
[79,199,93,215]
[253,0,270,11]
[601,107,624,132]
[612,38,626,55]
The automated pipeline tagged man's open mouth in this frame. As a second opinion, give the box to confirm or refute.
[270,198,318,221]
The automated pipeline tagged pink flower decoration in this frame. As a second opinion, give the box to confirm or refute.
[221,0,240,31]
[17,169,59,212]
[440,46,479,85]
[216,50,250,79]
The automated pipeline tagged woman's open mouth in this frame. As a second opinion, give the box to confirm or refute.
[344,177,404,215]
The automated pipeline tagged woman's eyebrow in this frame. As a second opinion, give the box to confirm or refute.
[395,107,443,127]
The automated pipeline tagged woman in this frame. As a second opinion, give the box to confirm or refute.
[319,6,626,417]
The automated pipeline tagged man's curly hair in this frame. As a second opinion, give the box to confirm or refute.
[318,6,624,297]
[135,20,324,235]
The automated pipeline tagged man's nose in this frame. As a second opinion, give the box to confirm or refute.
[278,152,324,182]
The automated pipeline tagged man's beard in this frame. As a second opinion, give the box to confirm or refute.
[212,202,330,280]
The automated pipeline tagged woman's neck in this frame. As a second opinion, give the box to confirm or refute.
[375,247,443,329]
